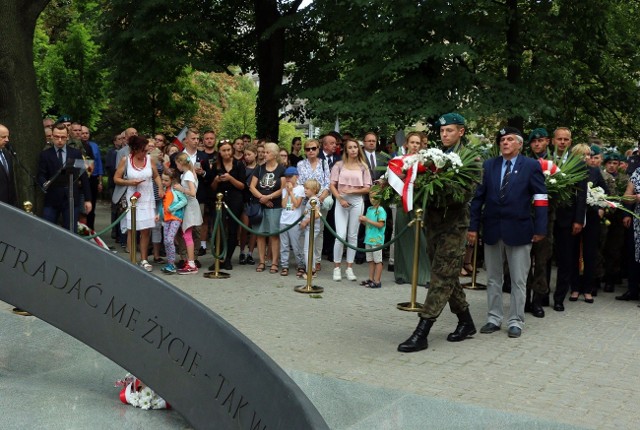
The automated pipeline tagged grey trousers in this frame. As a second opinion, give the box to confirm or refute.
[485,240,532,330]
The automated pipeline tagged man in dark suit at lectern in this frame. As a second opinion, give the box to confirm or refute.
[0,124,17,206]
[37,124,92,233]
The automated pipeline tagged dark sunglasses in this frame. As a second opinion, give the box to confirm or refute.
[305,147,318,152]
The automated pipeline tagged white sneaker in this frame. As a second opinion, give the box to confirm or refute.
[138,260,153,272]
[345,267,357,281]
[333,267,342,281]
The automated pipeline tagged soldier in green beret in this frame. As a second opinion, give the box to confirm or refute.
[602,152,629,292]
[523,127,553,317]
[398,113,477,352]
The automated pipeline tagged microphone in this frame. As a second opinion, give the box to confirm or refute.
[5,142,17,157]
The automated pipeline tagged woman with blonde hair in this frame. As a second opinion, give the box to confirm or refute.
[567,143,609,302]
[173,152,204,274]
[249,142,286,273]
[330,138,372,281]
[296,138,331,272]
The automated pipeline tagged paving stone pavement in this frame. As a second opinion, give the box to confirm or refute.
[2,203,638,429]
[95,201,638,430]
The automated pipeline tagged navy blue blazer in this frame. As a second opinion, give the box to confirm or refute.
[319,151,341,170]
[38,146,91,208]
[0,148,17,206]
[470,155,548,246]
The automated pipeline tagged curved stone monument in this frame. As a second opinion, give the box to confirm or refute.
[0,203,328,429]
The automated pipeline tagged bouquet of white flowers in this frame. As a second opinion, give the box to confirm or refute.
[373,146,481,212]
[115,374,168,410]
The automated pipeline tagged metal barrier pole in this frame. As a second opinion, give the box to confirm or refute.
[397,208,425,312]
[12,202,34,316]
[129,192,139,264]
[204,193,230,279]
[295,199,323,294]
[462,240,486,290]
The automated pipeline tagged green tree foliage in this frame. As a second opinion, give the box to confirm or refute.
[34,1,108,128]
[291,0,640,144]
[219,76,258,140]
[98,0,215,134]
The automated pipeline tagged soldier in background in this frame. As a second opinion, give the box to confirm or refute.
[524,128,553,318]
[602,152,629,292]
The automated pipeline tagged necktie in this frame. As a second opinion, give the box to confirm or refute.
[370,153,375,169]
[58,148,64,165]
[500,160,512,200]
[0,152,7,173]
[328,155,333,167]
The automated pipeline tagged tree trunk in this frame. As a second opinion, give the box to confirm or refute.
[505,0,523,131]
[254,0,286,141]
[0,0,51,208]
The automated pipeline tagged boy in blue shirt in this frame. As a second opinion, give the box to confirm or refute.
[359,190,387,288]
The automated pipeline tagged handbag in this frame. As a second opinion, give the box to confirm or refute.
[244,199,263,225]
[320,159,334,211]
[321,195,334,211]
[112,158,129,215]
[115,192,128,216]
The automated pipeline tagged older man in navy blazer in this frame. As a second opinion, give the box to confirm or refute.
[467,127,548,338]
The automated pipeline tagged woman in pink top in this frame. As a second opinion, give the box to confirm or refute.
[329,139,372,282]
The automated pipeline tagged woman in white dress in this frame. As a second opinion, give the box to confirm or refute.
[114,135,163,271]
[173,152,204,274]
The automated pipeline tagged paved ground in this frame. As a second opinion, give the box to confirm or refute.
[3,201,639,429]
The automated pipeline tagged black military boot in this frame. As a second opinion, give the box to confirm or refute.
[398,319,433,352]
[447,308,477,342]
[524,288,532,313]
[530,293,545,318]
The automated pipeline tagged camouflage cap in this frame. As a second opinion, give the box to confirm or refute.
[527,127,548,144]
[437,113,466,127]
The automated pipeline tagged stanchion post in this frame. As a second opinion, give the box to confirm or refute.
[295,198,323,294]
[204,193,230,279]
[397,208,425,312]
[462,239,486,290]
[129,193,138,264]
[12,202,34,316]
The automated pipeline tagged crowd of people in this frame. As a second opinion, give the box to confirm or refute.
[4,111,640,350]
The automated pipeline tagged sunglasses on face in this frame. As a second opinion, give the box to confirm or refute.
[305,147,318,152]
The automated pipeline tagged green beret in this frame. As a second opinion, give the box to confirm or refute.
[527,128,548,144]
[437,113,466,127]
[590,145,602,155]
[56,114,72,124]
[604,152,621,162]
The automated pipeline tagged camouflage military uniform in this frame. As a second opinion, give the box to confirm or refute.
[602,170,630,288]
[526,204,555,295]
[419,204,470,320]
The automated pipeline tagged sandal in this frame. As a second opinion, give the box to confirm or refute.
[302,271,317,280]
[256,263,266,272]
[296,268,306,278]
[269,264,279,274]
[280,268,289,276]
[460,263,473,277]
